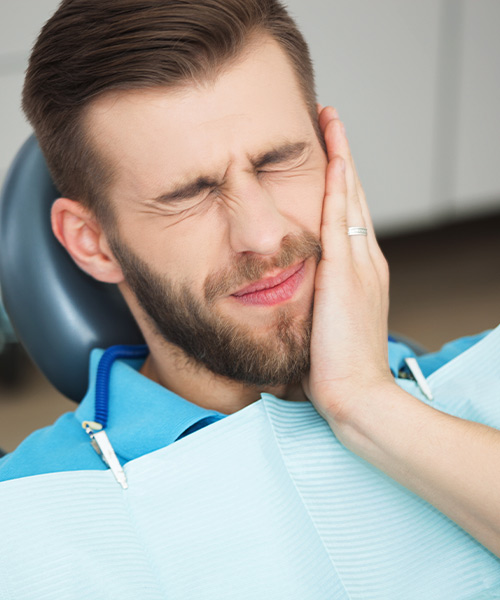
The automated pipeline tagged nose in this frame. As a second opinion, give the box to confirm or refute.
[226,178,288,256]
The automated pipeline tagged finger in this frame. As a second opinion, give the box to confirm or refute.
[346,162,386,283]
[324,118,358,206]
[319,108,359,237]
[318,107,359,184]
[320,109,369,225]
[319,107,387,282]
[318,106,338,148]
[321,155,351,266]
[348,157,375,232]
[345,154,388,283]
[322,121,372,267]
[319,109,389,340]
[345,196,371,268]
[325,114,386,277]
[356,190,389,285]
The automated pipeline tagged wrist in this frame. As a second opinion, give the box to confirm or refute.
[313,372,395,427]
[319,378,423,456]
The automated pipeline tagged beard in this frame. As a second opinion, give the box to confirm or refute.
[109,231,322,387]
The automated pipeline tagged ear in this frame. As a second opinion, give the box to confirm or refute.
[51,197,124,284]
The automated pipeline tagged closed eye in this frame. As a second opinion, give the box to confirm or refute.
[256,157,308,176]
[258,163,301,174]
[252,141,310,172]
[151,188,218,217]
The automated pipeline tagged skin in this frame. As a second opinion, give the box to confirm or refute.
[52,37,327,413]
[311,106,500,558]
[52,36,500,556]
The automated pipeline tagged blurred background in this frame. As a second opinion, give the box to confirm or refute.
[1,0,499,453]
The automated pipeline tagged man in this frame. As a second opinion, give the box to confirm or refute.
[0,0,499,589]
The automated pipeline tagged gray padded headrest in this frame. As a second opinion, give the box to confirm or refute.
[0,136,144,402]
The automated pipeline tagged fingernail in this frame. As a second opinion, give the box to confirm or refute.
[331,107,339,119]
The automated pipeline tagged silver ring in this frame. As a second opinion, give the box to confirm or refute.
[348,226,368,237]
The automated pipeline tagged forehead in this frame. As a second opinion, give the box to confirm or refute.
[87,37,314,200]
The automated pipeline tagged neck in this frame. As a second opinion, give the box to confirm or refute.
[139,339,307,414]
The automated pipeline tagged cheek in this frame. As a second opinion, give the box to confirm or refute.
[167,214,232,290]
[271,172,326,235]
[121,221,216,293]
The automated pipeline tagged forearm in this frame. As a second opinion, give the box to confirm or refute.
[308,106,500,557]
[325,382,500,557]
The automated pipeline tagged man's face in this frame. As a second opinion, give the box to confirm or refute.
[88,37,328,386]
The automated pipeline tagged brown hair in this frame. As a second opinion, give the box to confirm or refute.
[23,0,317,224]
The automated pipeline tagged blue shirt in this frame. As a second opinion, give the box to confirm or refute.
[0,332,489,482]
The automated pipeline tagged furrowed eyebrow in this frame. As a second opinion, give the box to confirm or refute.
[152,176,220,204]
[152,141,310,204]
[252,141,308,170]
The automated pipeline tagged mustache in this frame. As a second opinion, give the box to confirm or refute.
[204,231,322,303]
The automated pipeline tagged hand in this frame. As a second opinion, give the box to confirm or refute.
[303,109,500,558]
[303,106,393,425]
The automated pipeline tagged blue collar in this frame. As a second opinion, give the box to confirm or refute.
[75,346,225,462]
[388,339,416,375]
[73,332,485,464]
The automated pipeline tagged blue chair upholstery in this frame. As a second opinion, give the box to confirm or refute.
[0,136,144,402]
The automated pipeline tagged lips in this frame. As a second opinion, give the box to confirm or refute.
[231,261,306,306]
[232,262,303,296]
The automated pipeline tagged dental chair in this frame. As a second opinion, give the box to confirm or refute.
[0,136,144,404]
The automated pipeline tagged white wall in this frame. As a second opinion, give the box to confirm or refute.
[285,0,500,233]
[0,1,61,186]
[1,0,499,234]
[453,0,500,216]
[285,0,443,232]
